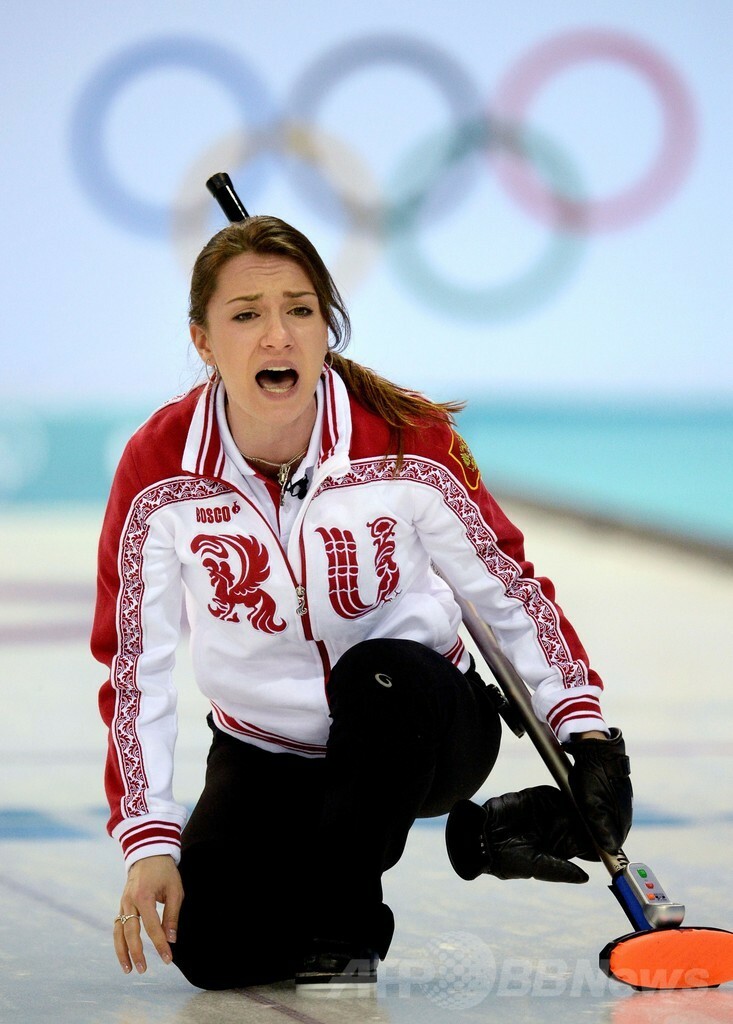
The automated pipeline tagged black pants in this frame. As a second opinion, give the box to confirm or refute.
[172,639,501,989]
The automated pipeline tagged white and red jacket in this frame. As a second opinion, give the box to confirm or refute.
[93,366,608,867]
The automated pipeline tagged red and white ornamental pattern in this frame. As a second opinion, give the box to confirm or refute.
[317,456,588,691]
[111,476,233,819]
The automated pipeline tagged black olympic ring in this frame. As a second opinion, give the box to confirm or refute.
[69,31,697,318]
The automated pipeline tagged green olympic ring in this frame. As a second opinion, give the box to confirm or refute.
[387,117,587,321]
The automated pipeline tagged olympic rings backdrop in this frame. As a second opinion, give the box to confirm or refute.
[1,0,732,545]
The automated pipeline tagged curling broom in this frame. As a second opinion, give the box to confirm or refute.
[449,586,733,991]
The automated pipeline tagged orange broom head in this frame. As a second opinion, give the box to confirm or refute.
[600,927,733,991]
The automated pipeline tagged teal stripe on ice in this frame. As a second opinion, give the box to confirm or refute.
[1,401,731,548]
[458,401,733,548]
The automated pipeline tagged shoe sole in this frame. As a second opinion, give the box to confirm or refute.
[296,979,376,997]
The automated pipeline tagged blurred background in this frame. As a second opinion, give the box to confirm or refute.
[2,7,733,1019]
[1,0,730,550]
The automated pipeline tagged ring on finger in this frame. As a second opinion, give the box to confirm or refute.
[115,913,141,925]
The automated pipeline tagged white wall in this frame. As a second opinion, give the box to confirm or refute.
[3,0,729,407]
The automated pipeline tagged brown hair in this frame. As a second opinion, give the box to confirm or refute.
[189,216,350,347]
[189,216,465,463]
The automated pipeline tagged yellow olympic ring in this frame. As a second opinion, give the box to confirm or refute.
[172,122,383,295]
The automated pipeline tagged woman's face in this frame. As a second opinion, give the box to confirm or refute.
[191,252,329,451]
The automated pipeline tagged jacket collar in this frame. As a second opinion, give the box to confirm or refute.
[181,363,352,485]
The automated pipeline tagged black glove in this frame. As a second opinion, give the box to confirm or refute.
[445,785,595,884]
[564,727,633,853]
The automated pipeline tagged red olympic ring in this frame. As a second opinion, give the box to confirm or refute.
[492,29,698,233]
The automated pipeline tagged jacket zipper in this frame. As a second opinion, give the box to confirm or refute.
[295,515,331,686]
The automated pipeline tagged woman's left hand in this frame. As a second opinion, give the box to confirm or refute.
[564,728,633,853]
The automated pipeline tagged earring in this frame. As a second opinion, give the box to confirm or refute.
[206,359,219,382]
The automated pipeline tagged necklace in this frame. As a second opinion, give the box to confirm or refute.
[241,444,309,505]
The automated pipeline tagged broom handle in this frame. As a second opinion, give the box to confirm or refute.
[206,172,249,221]
[454,589,627,878]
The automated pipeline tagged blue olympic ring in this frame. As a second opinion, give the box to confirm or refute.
[69,36,276,236]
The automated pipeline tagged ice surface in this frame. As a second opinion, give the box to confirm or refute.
[1,506,731,1024]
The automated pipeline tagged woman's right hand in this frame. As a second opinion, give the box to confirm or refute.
[113,854,184,975]
[445,786,594,883]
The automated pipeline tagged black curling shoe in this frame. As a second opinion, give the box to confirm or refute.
[295,940,378,992]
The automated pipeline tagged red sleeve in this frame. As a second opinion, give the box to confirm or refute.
[91,439,187,865]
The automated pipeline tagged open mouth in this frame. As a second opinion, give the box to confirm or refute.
[255,367,299,394]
